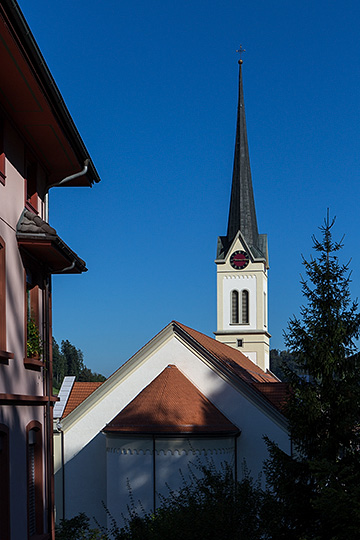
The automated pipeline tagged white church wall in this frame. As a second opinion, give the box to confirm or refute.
[106,436,154,525]
[60,334,289,527]
[105,435,236,527]
[64,431,107,527]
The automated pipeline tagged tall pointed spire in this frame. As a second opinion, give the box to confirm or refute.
[215,53,270,371]
[226,59,260,255]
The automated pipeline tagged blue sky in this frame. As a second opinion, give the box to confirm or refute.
[19,0,360,377]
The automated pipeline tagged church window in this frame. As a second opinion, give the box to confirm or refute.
[231,290,239,324]
[241,290,249,324]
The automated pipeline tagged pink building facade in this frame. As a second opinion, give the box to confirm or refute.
[0,2,100,539]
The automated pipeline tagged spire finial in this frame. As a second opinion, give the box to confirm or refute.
[236,44,246,64]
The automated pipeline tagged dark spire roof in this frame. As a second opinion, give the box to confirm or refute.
[227,60,259,250]
[216,60,267,263]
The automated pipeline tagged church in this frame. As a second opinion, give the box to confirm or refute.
[53,58,290,528]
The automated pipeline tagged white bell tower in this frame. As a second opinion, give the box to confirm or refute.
[214,58,270,372]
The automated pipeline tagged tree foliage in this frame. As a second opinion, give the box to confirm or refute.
[52,338,106,390]
[265,214,360,539]
[270,348,301,381]
[55,512,107,540]
[60,464,268,540]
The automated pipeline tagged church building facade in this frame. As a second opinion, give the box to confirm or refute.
[53,59,289,529]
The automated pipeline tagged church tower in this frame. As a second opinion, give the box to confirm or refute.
[215,57,270,372]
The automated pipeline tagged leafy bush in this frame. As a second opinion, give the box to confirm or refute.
[109,463,265,540]
[55,512,108,540]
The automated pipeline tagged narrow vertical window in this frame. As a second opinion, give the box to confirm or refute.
[231,290,239,324]
[0,117,5,185]
[241,290,249,324]
[27,423,43,537]
[0,238,6,352]
[0,425,10,540]
[25,272,41,361]
[0,239,14,362]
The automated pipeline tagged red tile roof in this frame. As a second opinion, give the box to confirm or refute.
[103,365,239,435]
[174,322,288,412]
[175,322,277,384]
[252,382,290,411]
[63,382,103,418]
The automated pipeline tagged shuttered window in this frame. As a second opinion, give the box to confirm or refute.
[28,438,36,536]
[0,238,5,351]
[231,290,239,324]
[27,424,43,537]
[241,290,249,324]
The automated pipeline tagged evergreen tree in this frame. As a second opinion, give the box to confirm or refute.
[270,348,301,381]
[52,338,105,389]
[61,339,85,379]
[265,214,360,539]
[53,337,66,388]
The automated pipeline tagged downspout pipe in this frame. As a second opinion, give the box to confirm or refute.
[44,160,90,221]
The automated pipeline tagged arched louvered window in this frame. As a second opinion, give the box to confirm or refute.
[27,422,43,537]
[0,424,10,540]
[231,290,239,324]
[241,290,249,324]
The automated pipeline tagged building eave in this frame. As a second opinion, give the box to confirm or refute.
[0,0,100,187]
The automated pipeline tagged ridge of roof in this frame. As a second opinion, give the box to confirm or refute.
[174,321,276,384]
[62,321,287,426]
[173,321,287,414]
[104,365,239,435]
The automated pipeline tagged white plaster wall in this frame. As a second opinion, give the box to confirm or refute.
[106,435,235,527]
[62,335,290,526]
[107,437,153,525]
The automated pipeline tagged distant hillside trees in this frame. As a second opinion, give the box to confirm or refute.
[270,349,302,381]
[53,338,106,389]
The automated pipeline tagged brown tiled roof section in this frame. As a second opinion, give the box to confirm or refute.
[63,382,103,418]
[175,322,277,384]
[252,382,290,411]
[103,365,239,435]
[174,322,288,413]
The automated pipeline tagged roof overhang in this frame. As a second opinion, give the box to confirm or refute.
[0,1,100,187]
[17,235,87,274]
[104,429,240,437]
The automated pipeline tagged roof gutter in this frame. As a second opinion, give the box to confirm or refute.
[44,160,90,222]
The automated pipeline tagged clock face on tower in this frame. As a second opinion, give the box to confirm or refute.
[230,250,250,269]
